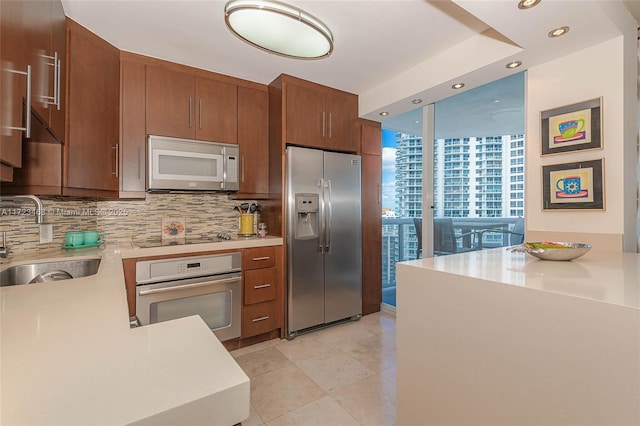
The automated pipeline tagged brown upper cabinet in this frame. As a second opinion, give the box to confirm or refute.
[120,57,147,196]
[63,19,120,196]
[275,75,358,153]
[5,18,120,197]
[25,0,66,144]
[0,0,66,180]
[361,119,382,156]
[145,66,238,144]
[237,86,269,196]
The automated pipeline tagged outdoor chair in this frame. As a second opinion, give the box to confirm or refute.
[477,217,525,249]
[413,218,483,257]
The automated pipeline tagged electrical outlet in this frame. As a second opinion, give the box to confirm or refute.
[40,224,53,244]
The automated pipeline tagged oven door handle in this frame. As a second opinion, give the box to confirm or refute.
[138,277,240,296]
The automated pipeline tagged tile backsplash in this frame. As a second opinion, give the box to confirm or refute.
[0,193,251,257]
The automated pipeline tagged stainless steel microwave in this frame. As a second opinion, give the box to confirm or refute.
[146,135,239,192]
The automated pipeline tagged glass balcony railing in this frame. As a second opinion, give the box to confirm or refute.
[381,217,523,308]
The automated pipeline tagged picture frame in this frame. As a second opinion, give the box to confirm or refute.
[542,159,604,211]
[540,97,602,156]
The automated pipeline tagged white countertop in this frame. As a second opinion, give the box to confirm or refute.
[0,238,286,425]
[401,247,640,309]
[120,235,283,258]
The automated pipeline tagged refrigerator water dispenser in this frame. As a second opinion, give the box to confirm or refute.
[294,193,319,240]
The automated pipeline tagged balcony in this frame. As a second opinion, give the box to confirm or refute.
[381,217,523,308]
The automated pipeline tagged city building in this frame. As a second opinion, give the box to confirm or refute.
[433,134,525,218]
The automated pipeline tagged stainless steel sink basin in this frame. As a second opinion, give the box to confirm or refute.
[0,258,101,286]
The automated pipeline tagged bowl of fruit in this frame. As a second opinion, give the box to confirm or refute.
[508,241,592,261]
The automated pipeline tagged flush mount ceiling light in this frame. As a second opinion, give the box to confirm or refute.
[548,26,570,38]
[224,0,334,59]
[506,60,522,69]
[379,111,390,117]
[412,99,423,104]
[452,82,465,89]
[517,0,541,9]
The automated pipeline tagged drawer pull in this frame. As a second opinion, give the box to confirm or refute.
[252,256,271,261]
[253,283,271,289]
[252,316,270,322]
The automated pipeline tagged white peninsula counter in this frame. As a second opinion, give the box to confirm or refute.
[397,248,640,426]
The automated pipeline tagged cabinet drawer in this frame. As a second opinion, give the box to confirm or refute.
[244,267,277,305]
[243,300,278,338]
[243,246,275,270]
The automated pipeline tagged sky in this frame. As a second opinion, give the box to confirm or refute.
[381,129,397,210]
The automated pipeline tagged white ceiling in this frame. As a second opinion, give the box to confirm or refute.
[62,0,638,131]
[61,0,489,94]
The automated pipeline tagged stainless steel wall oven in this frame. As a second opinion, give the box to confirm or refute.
[135,252,242,341]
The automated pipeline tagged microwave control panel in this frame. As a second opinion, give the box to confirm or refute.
[227,155,238,183]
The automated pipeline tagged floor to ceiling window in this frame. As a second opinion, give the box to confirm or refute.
[381,124,423,308]
[380,72,526,308]
[430,72,525,256]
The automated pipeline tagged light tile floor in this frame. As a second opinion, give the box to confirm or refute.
[231,312,397,426]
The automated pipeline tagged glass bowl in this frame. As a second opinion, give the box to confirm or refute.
[508,242,592,261]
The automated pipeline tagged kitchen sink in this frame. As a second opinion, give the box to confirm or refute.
[0,258,101,286]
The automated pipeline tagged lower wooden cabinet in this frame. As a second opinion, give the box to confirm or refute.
[241,246,283,340]
[242,300,279,338]
[244,267,277,305]
[242,246,276,270]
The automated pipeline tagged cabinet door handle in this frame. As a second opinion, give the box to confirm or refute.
[328,112,332,138]
[25,65,32,138]
[252,316,270,323]
[322,111,326,138]
[137,145,141,180]
[42,52,58,108]
[199,99,203,129]
[252,256,270,261]
[55,57,61,110]
[189,97,193,128]
[112,144,119,177]
[253,283,271,289]
[6,65,32,138]
[378,184,381,204]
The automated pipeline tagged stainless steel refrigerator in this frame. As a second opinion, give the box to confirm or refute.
[286,146,362,339]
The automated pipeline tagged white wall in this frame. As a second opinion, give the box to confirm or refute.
[526,36,637,251]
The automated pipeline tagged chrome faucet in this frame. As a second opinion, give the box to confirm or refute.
[0,194,45,224]
[0,232,7,258]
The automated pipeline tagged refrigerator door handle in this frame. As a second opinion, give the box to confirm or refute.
[318,178,326,253]
[326,179,332,253]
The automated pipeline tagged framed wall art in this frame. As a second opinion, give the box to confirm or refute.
[161,217,186,240]
[542,159,604,211]
[540,97,602,156]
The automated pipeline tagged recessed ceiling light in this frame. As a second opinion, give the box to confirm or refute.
[548,26,570,38]
[415,120,420,124]
[412,99,423,104]
[224,0,334,59]
[379,111,389,117]
[506,61,522,69]
[517,0,541,9]
[452,83,465,90]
